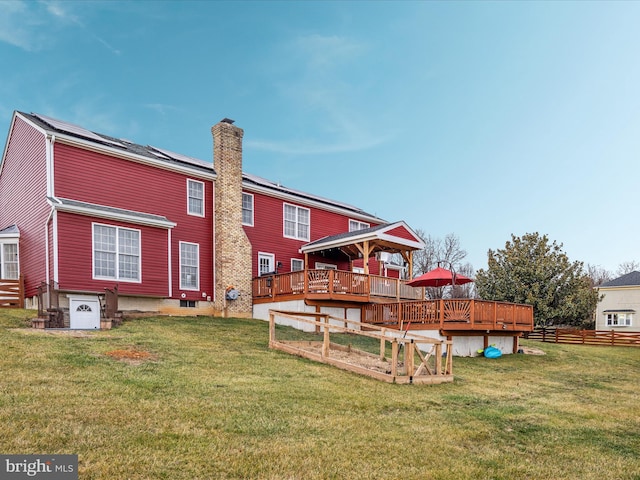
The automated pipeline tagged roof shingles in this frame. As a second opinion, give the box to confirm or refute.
[600,271,640,287]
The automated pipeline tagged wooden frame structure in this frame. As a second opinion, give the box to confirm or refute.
[32,281,121,329]
[0,275,24,308]
[268,310,453,384]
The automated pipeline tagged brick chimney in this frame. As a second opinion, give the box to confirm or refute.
[212,119,253,317]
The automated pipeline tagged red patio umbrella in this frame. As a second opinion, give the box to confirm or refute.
[407,266,473,288]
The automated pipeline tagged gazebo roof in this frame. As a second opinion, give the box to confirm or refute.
[300,221,424,261]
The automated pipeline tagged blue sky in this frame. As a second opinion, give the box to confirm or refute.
[2,0,639,274]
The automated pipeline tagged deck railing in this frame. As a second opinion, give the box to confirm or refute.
[0,275,25,308]
[252,269,423,302]
[362,299,534,332]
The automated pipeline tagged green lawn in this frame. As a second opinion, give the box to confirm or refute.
[1,309,639,480]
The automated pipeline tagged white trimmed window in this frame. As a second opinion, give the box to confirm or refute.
[187,179,205,217]
[283,203,310,241]
[93,224,140,281]
[606,312,632,327]
[180,242,199,290]
[349,219,370,232]
[242,192,254,226]
[291,258,304,272]
[0,243,19,279]
[258,252,275,276]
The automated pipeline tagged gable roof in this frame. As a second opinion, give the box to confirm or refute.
[12,111,382,222]
[19,112,214,177]
[242,172,382,222]
[600,271,640,288]
[300,221,425,258]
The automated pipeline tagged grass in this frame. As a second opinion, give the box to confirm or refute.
[1,309,639,479]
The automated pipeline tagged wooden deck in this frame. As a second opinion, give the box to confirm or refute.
[253,270,534,334]
[253,269,423,303]
[363,299,534,333]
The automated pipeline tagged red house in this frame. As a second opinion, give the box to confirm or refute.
[0,111,423,327]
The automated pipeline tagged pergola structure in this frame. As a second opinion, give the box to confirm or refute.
[299,221,425,277]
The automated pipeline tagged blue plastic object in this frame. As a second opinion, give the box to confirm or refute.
[484,346,502,359]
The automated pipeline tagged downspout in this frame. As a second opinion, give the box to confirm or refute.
[44,134,56,289]
[167,229,172,298]
[44,207,54,288]
[46,134,56,198]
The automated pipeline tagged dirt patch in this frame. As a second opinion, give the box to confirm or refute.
[104,348,156,365]
[300,344,400,374]
[521,346,546,355]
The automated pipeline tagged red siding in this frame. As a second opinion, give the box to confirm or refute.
[56,212,170,296]
[243,190,382,276]
[385,225,418,242]
[0,116,49,296]
[52,142,213,300]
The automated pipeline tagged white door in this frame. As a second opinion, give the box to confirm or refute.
[69,298,100,329]
[258,252,275,276]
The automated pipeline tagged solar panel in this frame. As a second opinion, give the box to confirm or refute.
[148,146,211,168]
[147,149,171,159]
[242,172,362,212]
[33,113,125,148]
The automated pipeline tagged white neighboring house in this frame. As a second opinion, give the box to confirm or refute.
[595,271,640,330]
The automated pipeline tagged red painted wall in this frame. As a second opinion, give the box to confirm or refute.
[243,190,382,277]
[52,142,213,300]
[385,225,418,242]
[55,211,170,296]
[0,116,49,297]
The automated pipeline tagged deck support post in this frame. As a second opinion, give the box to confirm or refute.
[513,335,519,354]
[315,305,321,334]
[269,311,275,347]
[435,343,442,375]
[405,340,415,376]
[322,315,330,358]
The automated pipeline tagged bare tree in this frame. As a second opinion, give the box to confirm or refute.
[413,231,467,275]
[412,231,474,299]
[585,264,612,287]
[616,260,640,277]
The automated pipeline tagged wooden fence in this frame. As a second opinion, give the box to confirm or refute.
[526,327,640,347]
[0,276,24,308]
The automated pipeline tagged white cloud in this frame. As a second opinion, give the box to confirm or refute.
[245,135,387,156]
[0,0,120,54]
[0,0,48,51]
[250,33,391,155]
[293,33,366,73]
[144,103,181,116]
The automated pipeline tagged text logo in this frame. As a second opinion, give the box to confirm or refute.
[0,455,78,480]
